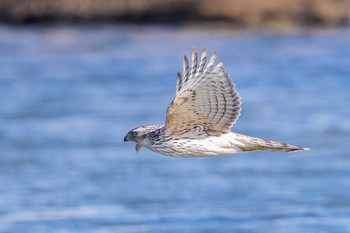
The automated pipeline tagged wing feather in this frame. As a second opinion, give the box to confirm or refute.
[176,72,182,92]
[182,56,189,84]
[190,48,198,78]
[204,51,216,72]
[165,49,241,135]
[197,49,207,74]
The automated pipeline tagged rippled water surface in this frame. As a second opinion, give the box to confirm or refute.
[0,25,350,233]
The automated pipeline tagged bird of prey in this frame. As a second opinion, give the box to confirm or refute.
[124,48,309,157]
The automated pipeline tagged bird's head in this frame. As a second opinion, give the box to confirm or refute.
[124,125,162,153]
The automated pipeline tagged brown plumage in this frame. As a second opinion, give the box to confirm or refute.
[124,49,309,157]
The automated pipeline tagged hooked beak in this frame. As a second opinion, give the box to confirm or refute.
[124,134,142,153]
[124,135,129,142]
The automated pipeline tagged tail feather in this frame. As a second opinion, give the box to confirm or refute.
[236,133,309,152]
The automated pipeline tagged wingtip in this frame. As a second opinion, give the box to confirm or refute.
[183,55,188,61]
[211,51,217,61]
[214,60,225,70]
[183,55,189,67]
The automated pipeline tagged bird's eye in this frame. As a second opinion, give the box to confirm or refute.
[131,132,137,137]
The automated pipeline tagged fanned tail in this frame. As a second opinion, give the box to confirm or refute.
[235,133,309,152]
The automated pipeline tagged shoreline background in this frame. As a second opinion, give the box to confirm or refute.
[1,0,349,29]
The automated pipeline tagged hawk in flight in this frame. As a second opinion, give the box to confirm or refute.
[124,49,309,157]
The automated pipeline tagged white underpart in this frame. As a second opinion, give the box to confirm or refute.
[147,132,245,157]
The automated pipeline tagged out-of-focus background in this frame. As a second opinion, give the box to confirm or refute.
[1,1,350,232]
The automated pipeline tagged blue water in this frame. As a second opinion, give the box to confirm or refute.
[0,24,350,233]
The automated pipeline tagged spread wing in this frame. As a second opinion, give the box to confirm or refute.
[165,48,241,135]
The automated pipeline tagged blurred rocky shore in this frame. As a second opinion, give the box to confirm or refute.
[0,0,349,29]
